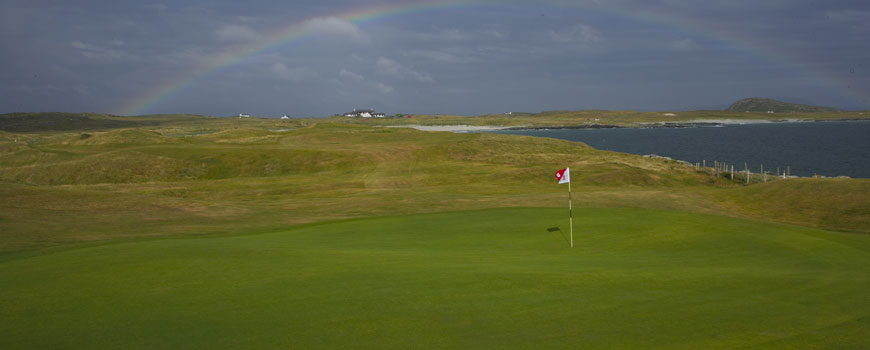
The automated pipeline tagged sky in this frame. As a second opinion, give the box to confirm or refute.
[1,0,868,117]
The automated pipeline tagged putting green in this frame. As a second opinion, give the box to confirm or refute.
[1,208,868,349]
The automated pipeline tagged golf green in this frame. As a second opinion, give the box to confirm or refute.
[1,208,868,349]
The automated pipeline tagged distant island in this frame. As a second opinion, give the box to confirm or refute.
[726,97,840,113]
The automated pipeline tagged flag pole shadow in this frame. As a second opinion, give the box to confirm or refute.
[546,227,570,246]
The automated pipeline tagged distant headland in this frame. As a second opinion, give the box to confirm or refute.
[725,97,840,113]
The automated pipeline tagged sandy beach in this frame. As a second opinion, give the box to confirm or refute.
[389,119,819,132]
[385,125,514,132]
[684,119,778,124]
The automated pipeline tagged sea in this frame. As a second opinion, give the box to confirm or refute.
[488,120,870,178]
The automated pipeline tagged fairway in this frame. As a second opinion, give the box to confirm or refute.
[2,208,868,349]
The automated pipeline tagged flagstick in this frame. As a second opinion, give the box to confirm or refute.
[568,179,573,248]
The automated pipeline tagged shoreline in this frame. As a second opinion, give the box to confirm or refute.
[386,118,869,133]
[389,120,867,178]
[385,125,514,132]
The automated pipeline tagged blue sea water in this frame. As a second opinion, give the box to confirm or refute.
[489,120,870,178]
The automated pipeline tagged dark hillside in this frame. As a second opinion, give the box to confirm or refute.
[726,98,840,113]
[0,112,154,132]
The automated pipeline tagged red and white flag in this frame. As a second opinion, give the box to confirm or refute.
[555,168,570,184]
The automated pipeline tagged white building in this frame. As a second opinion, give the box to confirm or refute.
[343,109,386,118]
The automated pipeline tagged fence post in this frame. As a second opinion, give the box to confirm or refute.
[745,162,749,184]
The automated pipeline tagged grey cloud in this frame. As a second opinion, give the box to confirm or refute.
[304,17,369,44]
[143,3,168,11]
[339,69,364,81]
[271,63,319,81]
[397,27,472,43]
[216,25,260,42]
[2,0,868,116]
[407,50,477,64]
[335,69,393,96]
[549,24,604,43]
[825,9,870,22]
[376,57,434,83]
[670,38,697,51]
[70,40,127,61]
[438,28,470,42]
[485,29,507,39]
[374,82,394,94]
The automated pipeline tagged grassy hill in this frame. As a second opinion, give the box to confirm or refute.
[1,118,867,249]
[0,112,270,132]
[726,98,841,113]
[0,112,160,132]
[1,116,868,348]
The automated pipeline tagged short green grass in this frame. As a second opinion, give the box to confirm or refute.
[2,208,868,349]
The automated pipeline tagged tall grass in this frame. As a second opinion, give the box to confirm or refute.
[0,120,866,256]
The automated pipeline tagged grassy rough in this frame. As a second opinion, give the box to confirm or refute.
[1,121,867,256]
[714,179,870,233]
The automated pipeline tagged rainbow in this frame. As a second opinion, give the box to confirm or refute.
[119,0,477,116]
[119,0,865,116]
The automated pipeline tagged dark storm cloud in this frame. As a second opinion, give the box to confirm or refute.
[0,0,867,116]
